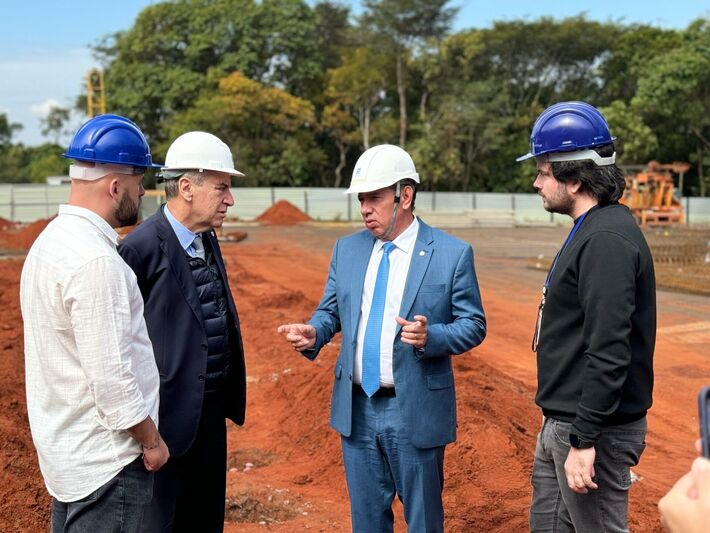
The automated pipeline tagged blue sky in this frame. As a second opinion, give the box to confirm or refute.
[1,0,708,146]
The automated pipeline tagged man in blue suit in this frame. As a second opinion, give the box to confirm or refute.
[118,132,247,532]
[278,144,486,533]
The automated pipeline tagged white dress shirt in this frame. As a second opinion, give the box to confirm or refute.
[20,205,160,502]
[354,217,419,387]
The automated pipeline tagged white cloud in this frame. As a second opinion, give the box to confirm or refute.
[0,46,93,146]
[30,98,63,118]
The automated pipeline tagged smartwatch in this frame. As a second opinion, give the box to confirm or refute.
[569,433,595,449]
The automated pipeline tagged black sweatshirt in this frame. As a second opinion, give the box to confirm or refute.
[536,204,656,442]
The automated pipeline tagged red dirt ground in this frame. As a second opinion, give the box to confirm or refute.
[1,222,708,532]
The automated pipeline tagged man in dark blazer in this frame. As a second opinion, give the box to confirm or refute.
[118,131,247,533]
[278,144,486,533]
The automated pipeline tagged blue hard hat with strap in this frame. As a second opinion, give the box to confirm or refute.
[64,114,161,169]
[517,101,616,166]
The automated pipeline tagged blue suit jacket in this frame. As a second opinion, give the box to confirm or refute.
[304,218,485,449]
[118,209,246,457]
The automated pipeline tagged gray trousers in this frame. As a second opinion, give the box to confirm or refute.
[51,456,152,533]
[530,416,646,533]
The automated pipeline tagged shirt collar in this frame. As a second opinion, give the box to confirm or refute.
[163,204,198,251]
[374,216,419,255]
[58,204,119,246]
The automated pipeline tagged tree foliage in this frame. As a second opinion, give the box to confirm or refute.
[167,72,325,186]
[41,106,71,145]
[4,4,710,195]
[0,113,22,148]
[99,0,325,143]
[360,0,457,147]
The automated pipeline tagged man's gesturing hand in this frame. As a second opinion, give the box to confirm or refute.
[396,315,428,350]
[277,323,317,352]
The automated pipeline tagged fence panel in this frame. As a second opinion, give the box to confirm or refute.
[0,184,708,227]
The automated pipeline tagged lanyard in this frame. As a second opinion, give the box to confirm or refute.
[532,209,590,352]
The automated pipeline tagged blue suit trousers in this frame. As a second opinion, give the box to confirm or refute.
[342,386,445,533]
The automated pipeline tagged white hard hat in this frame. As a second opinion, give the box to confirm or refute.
[162,131,244,176]
[345,144,419,194]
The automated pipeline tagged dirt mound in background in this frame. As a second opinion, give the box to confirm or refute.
[221,230,248,243]
[0,218,54,250]
[256,201,310,225]
[0,217,16,231]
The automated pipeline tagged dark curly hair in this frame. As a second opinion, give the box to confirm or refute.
[550,144,625,205]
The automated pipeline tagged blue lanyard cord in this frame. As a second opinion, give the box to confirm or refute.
[544,210,590,288]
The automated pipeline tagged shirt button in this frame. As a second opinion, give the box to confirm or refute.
[201,343,207,351]
[198,375,205,381]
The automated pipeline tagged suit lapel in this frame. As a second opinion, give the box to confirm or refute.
[156,208,204,324]
[397,220,434,331]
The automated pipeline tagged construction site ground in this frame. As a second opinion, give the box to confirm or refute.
[1,221,709,532]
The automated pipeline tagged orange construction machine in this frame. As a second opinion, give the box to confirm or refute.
[620,161,689,226]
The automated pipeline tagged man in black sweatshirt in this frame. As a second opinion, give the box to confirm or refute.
[517,101,655,533]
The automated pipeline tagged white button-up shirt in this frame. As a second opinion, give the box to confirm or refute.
[354,216,419,387]
[20,205,160,502]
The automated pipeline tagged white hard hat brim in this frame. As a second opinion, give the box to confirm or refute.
[344,180,396,195]
[162,166,245,177]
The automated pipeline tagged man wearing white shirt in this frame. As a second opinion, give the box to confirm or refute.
[278,144,486,533]
[20,114,169,533]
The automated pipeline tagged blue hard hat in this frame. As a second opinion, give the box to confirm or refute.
[517,101,615,162]
[64,114,162,168]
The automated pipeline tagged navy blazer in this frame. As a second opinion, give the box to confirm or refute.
[305,219,486,449]
[118,208,246,457]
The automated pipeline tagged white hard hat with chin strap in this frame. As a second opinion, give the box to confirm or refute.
[158,131,244,182]
[346,144,420,240]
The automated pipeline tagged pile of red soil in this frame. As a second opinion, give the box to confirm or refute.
[0,217,16,231]
[0,218,54,250]
[255,200,310,225]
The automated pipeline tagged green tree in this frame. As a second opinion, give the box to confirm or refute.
[0,114,25,183]
[0,145,27,183]
[599,100,658,165]
[99,0,324,143]
[326,47,392,150]
[313,1,353,72]
[40,106,71,145]
[599,25,682,103]
[360,0,457,148]
[167,72,326,186]
[633,19,710,195]
[321,104,359,187]
[26,144,70,183]
[0,113,22,147]
[428,17,620,191]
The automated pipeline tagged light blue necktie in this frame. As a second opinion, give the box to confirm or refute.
[361,242,396,397]
[191,235,205,260]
